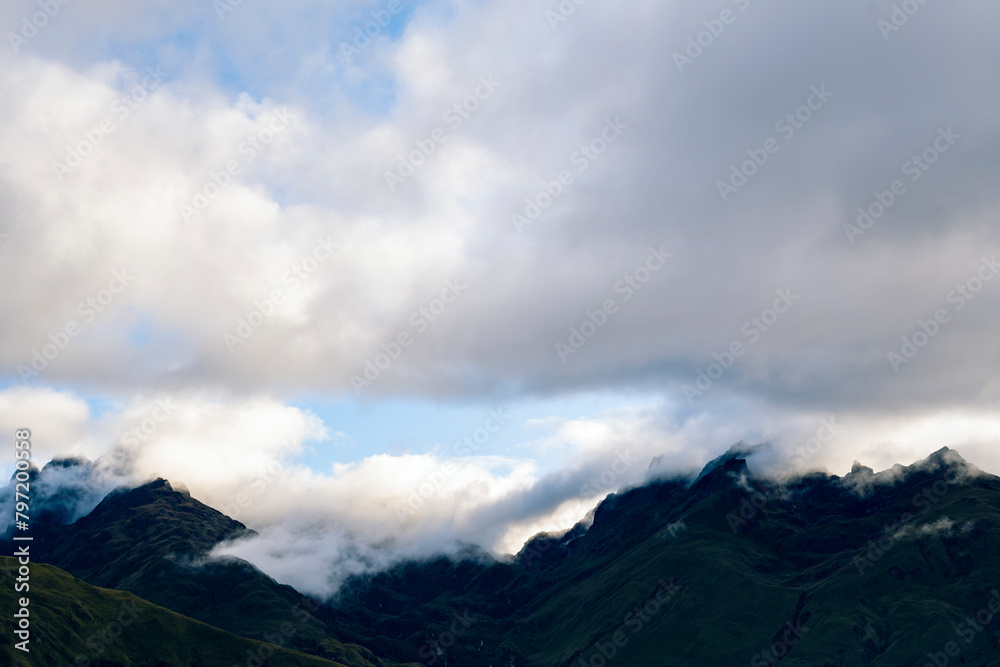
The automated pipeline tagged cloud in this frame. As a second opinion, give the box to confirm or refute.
[891,517,975,541]
[3,0,1000,599]
[0,456,130,535]
[0,387,93,464]
[4,1,996,411]
[3,384,999,597]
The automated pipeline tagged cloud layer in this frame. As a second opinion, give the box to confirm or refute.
[1,1,997,408]
[2,0,1000,596]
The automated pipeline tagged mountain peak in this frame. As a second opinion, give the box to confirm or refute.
[44,455,90,470]
[139,476,190,495]
[688,455,750,497]
[905,446,976,479]
[838,446,978,498]
[38,476,254,590]
[145,476,173,490]
[693,441,762,483]
[850,460,873,475]
[925,446,960,465]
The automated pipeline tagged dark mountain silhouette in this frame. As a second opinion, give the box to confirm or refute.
[19,476,405,666]
[5,446,1000,666]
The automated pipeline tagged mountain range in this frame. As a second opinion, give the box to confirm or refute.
[3,446,1000,666]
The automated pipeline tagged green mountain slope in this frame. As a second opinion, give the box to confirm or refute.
[325,448,1000,666]
[25,478,416,667]
[503,455,1000,665]
[0,556,347,667]
[13,447,1000,666]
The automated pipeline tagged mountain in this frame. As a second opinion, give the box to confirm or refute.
[17,475,416,667]
[7,447,1000,666]
[320,447,1000,665]
[0,556,347,667]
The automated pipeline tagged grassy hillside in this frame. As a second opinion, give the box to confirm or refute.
[0,556,348,667]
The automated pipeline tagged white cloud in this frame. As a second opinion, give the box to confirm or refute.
[4,384,1000,597]
[3,0,1000,599]
[0,387,92,465]
[1,1,998,411]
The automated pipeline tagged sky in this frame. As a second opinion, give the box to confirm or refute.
[1,0,999,597]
